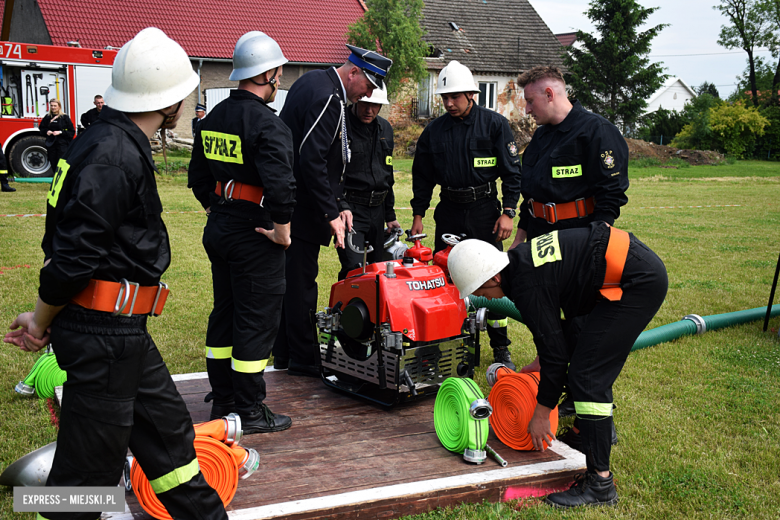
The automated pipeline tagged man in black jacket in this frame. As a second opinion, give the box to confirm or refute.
[4,28,228,520]
[188,31,296,433]
[337,85,399,279]
[448,224,667,508]
[411,60,521,369]
[273,44,391,376]
[79,94,105,129]
[191,103,206,138]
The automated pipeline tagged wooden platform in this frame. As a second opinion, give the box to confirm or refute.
[106,369,585,520]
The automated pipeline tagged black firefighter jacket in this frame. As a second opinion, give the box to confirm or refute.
[411,103,522,217]
[340,108,396,222]
[280,67,349,245]
[40,106,170,305]
[188,89,296,226]
[518,101,629,230]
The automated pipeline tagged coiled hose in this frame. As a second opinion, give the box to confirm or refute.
[486,364,558,451]
[14,351,67,398]
[434,378,495,464]
[129,417,259,520]
[468,297,780,352]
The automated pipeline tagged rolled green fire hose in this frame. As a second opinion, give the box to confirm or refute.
[15,351,67,399]
[434,378,506,466]
[467,296,780,352]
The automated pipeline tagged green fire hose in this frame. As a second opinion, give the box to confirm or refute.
[467,296,780,352]
[14,350,67,399]
[433,378,507,466]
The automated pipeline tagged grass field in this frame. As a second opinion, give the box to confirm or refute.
[1,159,779,519]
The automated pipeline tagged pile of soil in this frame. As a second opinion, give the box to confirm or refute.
[624,138,724,166]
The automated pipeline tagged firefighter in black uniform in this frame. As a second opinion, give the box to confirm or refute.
[274,44,392,376]
[188,31,296,433]
[79,94,105,129]
[338,84,400,279]
[4,28,228,520]
[511,66,630,438]
[1,147,15,192]
[192,103,206,138]
[411,60,522,369]
[448,223,667,508]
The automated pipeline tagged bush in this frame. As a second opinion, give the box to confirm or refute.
[636,107,687,144]
[670,93,720,151]
[393,123,425,157]
[709,102,769,158]
[754,105,780,160]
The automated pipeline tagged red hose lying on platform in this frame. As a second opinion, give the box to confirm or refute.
[130,418,259,520]
[487,364,559,451]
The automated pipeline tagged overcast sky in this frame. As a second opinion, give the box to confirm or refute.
[527,0,776,98]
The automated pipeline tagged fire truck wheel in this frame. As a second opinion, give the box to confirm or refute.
[9,136,51,178]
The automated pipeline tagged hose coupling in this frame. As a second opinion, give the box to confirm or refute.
[224,413,243,446]
[485,363,506,387]
[463,448,487,464]
[124,456,134,491]
[469,398,493,420]
[238,448,260,480]
[14,381,35,396]
[683,314,707,334]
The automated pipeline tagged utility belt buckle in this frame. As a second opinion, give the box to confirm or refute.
[223,179,236,201]
[574,197,588,218]
[150,282,169,317]
[113,279,140,316]
[543,202,558,224]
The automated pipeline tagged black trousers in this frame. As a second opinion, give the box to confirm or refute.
[44,306,227,520]
[273,236,321,367]
[432,196,511,351]
[570,237,668,472]
[337,202,386,280]
[46,140,69,173]
[202,212,286,415]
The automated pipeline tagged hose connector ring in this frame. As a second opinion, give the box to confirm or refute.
[463,448,487,464]
[224,413,242,446]
[14,381,35,396]
[683,314,707,334]
[469,398,493,420]
[486,363,506,387]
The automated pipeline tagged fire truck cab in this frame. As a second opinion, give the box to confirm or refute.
[0,42,117,177]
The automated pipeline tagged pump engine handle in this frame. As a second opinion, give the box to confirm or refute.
[441,233,461,247]
[347,229,374,254]
[405,232,427,242]
[383,227,404,249]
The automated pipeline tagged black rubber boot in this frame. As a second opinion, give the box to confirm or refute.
[544,471,618,508]
[492,347,516,371]
[1,174,15,192]
[240,403,292,434]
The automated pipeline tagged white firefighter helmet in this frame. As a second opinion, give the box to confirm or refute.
[104,27,199,113]
[229,32,288,81]
[359,84,389,105]
[448,239,509,299]
[435,60,479,95]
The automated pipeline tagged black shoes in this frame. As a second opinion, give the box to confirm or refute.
[545,471,618,508]
[241,403,292,434]
[1,183,15,192]
[287,361,321,377]
[273,357,288,370]
[492,347,516,371]
[209,402,236,421]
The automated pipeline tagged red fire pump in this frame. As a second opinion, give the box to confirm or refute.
[315,231,488,406]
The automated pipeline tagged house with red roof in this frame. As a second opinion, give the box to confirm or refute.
[1,0,368,127]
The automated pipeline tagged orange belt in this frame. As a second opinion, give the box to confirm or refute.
[215,180,264,205]
[71,279,170,316]
[599,227,630,301]
[528,196,595,224]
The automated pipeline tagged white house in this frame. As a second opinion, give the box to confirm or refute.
[645,77,697,113]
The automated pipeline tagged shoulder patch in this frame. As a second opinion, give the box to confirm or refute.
[507,141,519,157]
[601,150,615,169]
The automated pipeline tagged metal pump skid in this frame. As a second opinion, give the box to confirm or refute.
[316,233,485,406]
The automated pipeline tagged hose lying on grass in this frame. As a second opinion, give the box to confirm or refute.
[486,364,558,451]
[467,297,780,352]
[129,417,259,520]
[14,350,66,399]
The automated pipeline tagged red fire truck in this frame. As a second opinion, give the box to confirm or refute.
[0,41,117,177]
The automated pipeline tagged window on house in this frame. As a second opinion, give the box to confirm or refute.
[478,82,497,111]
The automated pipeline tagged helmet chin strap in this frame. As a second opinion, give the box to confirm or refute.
[249,67,279,98]
[156,100,183,167]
